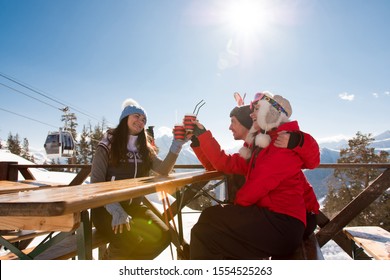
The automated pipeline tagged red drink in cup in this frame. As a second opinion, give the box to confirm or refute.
[183,114,197,132]
[173,124,186,140]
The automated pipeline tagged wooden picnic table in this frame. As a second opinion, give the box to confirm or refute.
[0,180,66,194]
[0,170,224,260]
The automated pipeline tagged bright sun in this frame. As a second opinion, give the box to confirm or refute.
[223,0,271,36]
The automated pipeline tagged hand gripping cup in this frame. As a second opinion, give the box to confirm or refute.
[183,114,197,133]
[173,124,186,140]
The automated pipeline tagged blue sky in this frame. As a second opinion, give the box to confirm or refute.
[0,0,389,150]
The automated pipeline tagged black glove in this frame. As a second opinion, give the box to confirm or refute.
[287,131,304,149]
[190,135,200,147]
[193,125,206,137]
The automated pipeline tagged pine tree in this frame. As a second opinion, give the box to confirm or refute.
[60,107,78,141]
[7,132,22,155]
[66,112,78,142]
[89,121,105,161]
[77,125,90,164]
[21,138,34,162]
[323,131,389,230]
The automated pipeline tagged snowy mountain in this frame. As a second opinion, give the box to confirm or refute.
[318,130,390,151]
[305,148,340,198]
[371,130,390,150]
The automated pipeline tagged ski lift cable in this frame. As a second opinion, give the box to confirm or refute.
[0,82,60,110]
[0,107,58,129]
[0,103,107,145]
[0,72,106,123]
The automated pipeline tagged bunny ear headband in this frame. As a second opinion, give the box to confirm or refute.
[234,92,246,106]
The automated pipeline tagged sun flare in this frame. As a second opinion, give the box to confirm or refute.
[223,0,271,36]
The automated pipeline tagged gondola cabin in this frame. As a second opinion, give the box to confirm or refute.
[44,131,75,158]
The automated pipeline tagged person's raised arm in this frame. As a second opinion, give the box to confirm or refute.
[274,130,320,169]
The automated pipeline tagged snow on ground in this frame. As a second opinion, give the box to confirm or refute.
[0,149,352,260]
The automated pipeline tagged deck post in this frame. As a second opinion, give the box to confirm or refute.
[0,161,18,181]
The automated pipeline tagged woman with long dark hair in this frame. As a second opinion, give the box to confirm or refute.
[91,98,185,259]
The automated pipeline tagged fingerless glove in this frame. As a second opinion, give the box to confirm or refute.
[105,202,132,228]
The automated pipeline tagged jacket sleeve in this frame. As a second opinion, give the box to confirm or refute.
[198,130,248,175]
[151,151,179,175]
[293,131,320,169]
[192,145,215,171]
[90,145,109,183]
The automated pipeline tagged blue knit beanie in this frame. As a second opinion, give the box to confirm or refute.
[119,99,147,123]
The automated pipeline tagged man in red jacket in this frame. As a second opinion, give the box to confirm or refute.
[189,92,320,259]
[191,98,320,240]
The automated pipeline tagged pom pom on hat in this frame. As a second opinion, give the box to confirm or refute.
[122,98,139,110]
[230,105,253,130]
[119,98,148,123]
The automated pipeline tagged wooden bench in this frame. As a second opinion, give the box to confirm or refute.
[343,226,390,260]
[0,228,108,260]
[0,230,51,251]
[273,233,324,260]
[291,233,324,260]
[0,230,50,243]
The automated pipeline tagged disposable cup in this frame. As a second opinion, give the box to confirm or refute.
[183,114,197,132]
[173,124,186,140]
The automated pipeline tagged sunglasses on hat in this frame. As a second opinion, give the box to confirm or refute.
[250,92,288,116]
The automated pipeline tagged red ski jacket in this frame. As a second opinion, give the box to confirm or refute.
[196,121,320,225]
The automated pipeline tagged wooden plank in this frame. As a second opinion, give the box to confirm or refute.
[300,234,325,260]
[0,180,41,194]
[0,246,36,260]
[273,234,324,260]
[0,180,64,194]
[0,228,108,260]
[343,226,390,260]
[18,168,35,180]
[1,230,50,243]
[69,166,91,186]
[20,180,64,187]
[0,171,224,217]
[0,213,80,231]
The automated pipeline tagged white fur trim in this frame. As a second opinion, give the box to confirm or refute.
[244,126,257,145]
[257,101,271,131]
[239,146,252,159]
[257,100,289,131]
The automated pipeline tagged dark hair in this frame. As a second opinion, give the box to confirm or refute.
[108,117,157,173]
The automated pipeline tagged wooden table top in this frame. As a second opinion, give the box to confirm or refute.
[344,226,390,260]
[0,180,65,194]
[0,170,224,217]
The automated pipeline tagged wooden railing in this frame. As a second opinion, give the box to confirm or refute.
[0,161,389,259]
[313,163,390,259]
